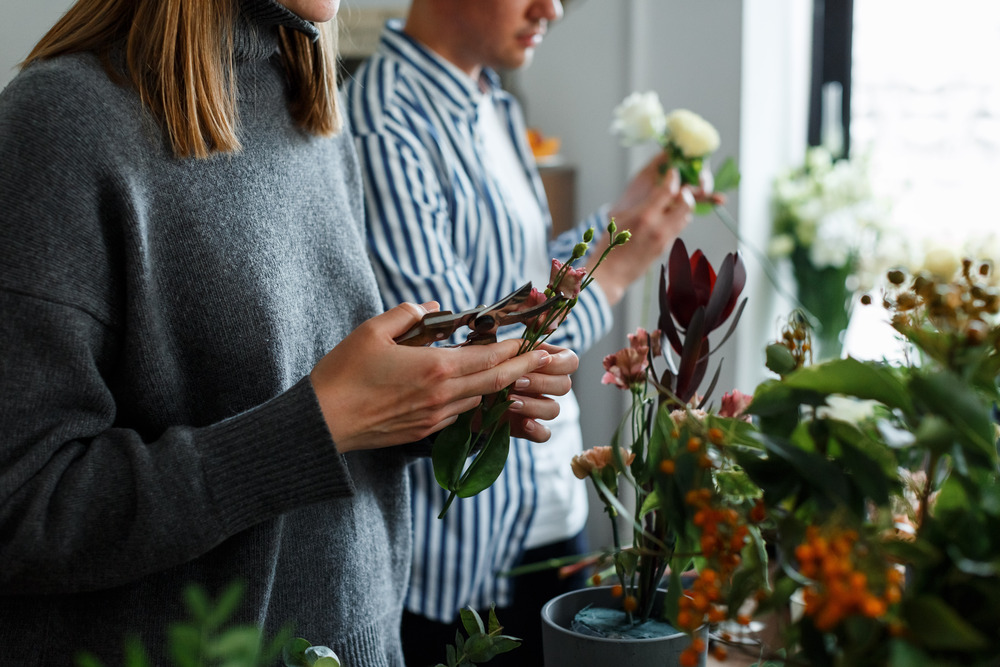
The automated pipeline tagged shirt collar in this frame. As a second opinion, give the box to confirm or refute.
[378,19,506,118]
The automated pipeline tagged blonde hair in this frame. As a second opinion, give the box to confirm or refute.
[24,0,341,158]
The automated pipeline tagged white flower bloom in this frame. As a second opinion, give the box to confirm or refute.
[809,209,857,269]
[817,395,879,423]
[920,243,962,279]
[768,234,796,259]
[665,109,720,158]
[610,91,667,147]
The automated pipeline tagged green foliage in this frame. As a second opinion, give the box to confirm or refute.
[433,606,520,667]
[75,581,296,667]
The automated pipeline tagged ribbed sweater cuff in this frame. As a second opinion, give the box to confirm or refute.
[200,376,354,534]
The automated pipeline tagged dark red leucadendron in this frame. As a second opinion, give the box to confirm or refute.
[657,239,747,407]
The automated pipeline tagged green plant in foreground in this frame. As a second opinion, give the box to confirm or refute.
[433,606,520,667]
[74,580,338,667]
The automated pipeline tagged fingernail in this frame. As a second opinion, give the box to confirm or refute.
[523,419,536,432]
[509,399,525,411]
[515,377,530,389]
[536,351,552,365]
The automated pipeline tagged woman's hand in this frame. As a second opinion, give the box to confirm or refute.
[505,343,578,442]
[310,303,562,453]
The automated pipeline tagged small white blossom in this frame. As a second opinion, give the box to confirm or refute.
[768,234,796,259]
[664,109,720,158]
[610,91,667,147]
[920,242,962,279]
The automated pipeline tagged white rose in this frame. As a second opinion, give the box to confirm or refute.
[610,91,667,147]
[665,109,720,158]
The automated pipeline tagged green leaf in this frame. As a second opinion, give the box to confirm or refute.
[167,623,202,667]
[123,637,152,667]
[487,606,502,635]
[903,595,990,651]
[205,580,245,631]
[460,607,485,638]
[282,638,313,667]
[304,646,341,667]
[432,407,477,490]
[713,156,741,192]
[206,626,260,658]
[74,651,107,667]
[455,421,511,498]
[783,358,914,412]
[909,371,997,462]
[183,584,211,623]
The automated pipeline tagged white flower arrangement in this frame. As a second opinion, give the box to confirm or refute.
[770,146,891,290]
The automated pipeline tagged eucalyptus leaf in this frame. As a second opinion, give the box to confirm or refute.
[282,638,312,667]
[432,407,476,490]
[304,646,341,667]
[455,421,511,498]
[460,608,485,638]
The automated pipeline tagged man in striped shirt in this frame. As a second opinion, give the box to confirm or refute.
[345,1,700,664]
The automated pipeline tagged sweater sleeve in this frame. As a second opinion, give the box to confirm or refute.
[0,60,356,595]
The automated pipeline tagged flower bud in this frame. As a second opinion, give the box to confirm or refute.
[572,242,588,259]
[607,218,617,236]
[583,227,594,243]
[614,231,632,246]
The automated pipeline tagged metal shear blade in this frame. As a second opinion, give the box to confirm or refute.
[393,282,534,347]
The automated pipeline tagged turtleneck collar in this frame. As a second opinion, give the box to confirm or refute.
[235,0,321,60]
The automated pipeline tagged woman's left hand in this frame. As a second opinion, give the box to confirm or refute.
[505,343,578,442]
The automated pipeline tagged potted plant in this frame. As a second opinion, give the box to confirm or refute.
[721,256,1000,665]
[542,239,762,667]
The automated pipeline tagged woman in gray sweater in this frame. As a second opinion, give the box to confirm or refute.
[0,0,577,664]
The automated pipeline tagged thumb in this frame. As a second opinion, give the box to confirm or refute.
[381,301,439,338]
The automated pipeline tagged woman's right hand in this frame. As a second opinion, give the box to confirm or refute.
[310,303,555,453]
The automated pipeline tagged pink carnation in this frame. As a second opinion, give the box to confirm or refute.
[719,390,753,420]
[571,446,636,479]
[601,347,648,390]
[549,259,587,299]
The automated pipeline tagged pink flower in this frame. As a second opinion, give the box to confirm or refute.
[571,446,636,479]
[549,259,587,299]
[602,346,648,390]
[719,390,753,420]
[628,327,663,358]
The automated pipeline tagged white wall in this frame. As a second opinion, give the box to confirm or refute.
[0,0,73,90]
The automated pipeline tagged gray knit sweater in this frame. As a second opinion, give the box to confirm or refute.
[0,1,408,665]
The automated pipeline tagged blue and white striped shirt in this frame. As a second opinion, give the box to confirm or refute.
[345,21,614,622]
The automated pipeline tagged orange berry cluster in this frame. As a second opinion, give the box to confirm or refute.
[795,526,904,632]
[675,489,754,665]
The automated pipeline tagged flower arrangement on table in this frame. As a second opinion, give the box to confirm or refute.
[571,239,1000,666]
[767,146,892,359]
[570,239,760,666]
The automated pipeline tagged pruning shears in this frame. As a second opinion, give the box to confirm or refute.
[393,282,562,346]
